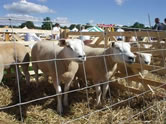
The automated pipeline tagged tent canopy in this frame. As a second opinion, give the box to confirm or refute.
[87,26,104,32]
[22,26,28,29]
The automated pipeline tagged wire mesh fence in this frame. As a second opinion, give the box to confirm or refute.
[0,18,166,124]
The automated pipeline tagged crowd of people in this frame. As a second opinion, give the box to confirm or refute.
[153,18,166,31]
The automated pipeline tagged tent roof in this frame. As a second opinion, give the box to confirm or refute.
[87,26,104,32]
[71,27,78,32]
[22,26,28,29]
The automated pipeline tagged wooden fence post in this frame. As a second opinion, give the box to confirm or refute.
[5,32,10,41]
[104,28,109,47]
[60,29,70,39]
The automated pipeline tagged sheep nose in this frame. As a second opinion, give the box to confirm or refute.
[145,61,149,64]
[78,55,86,61]
[128,56,135,62]
[78,55,84,58]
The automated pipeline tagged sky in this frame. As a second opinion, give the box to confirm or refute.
[0,0,165,27]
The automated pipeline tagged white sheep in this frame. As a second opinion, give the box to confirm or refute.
[115,52,152,89]
[76,41,136,105]
[0,43,30,85]
[31,39,86,114]
[117,52,152,76]
[135,52,152,65]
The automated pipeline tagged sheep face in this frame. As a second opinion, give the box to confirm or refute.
[59,39,86,62]
[137,53,152,65]
[112,41,136,64]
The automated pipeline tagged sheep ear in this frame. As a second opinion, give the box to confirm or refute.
[58,39,66,46]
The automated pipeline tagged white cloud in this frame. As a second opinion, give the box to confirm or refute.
[0,15,71,26]
[89,20,94,25]
[6,14,42,22]
[38,0,47,3]
[54,17,71,26]
[115,0,125,6]
[0,14,43,26]
[38,0,47,2]
[3,0,55,14]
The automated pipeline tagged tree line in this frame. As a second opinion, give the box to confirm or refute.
[0,17,151,30]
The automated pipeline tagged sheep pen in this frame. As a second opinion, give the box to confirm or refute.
[0,27,166,124]
[0,73,166,124]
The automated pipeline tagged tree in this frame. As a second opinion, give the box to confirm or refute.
[122,25,129,28]
[144,26,151,29]
[131,22,145,29]
[76,24,81,30]
[69,24,76,30]
[85,23,92,29]
[53,23,60,27]
[20,21,35,29]
[41,17,53,30]
[61,26,68,29]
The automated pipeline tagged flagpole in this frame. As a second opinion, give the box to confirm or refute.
[148,13,152,29]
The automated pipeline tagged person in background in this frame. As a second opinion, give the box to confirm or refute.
[116,28,125,41]
[163,18,166,30]
[52,23,61,40]
[25,33,41,41]
[153,18,164,31]
[79,26,92,45]
[164,18,166,24]
[24,33,41,48]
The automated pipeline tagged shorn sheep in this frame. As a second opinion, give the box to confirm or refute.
[135,52,152,65]
[0,43,30,85]
[76,41,136,105]
[115,52,152,89]
[117,52,152,76]
[31,39,86,114]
